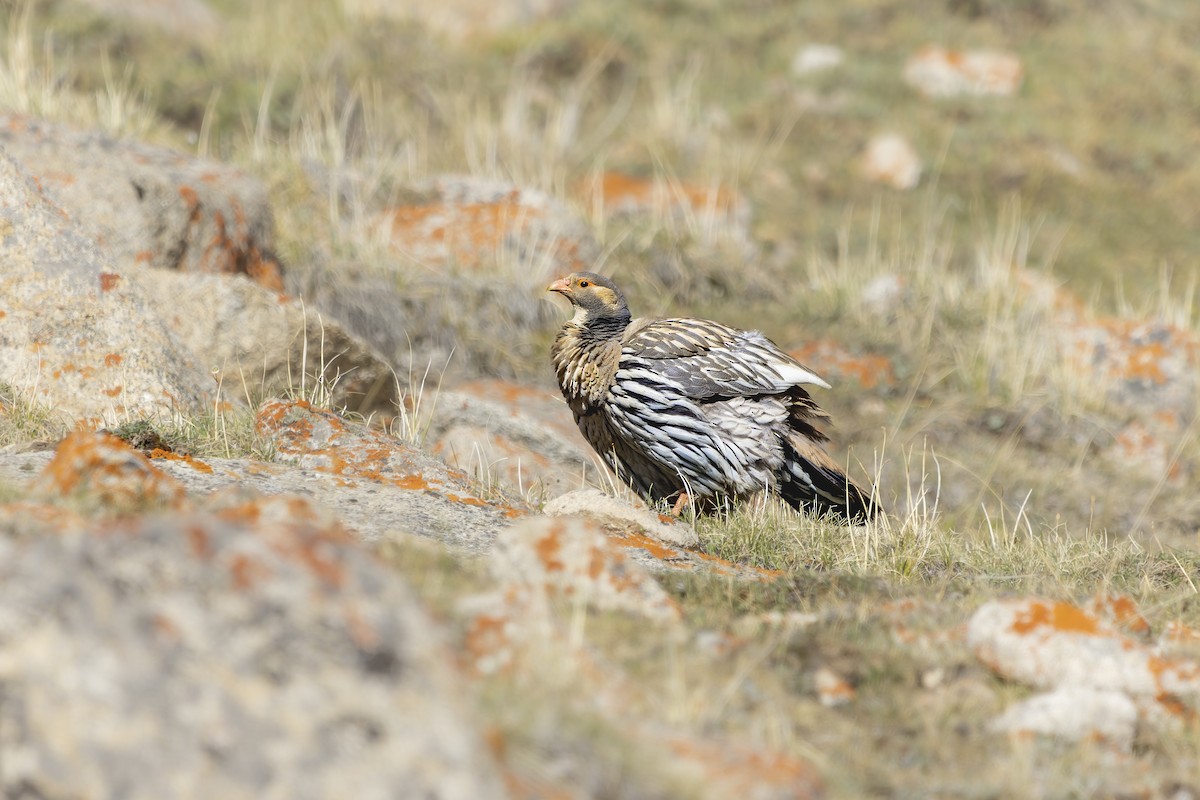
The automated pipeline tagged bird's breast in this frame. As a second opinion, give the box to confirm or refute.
[552,327,622,415]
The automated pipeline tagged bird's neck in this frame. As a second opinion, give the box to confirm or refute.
[574,308,631,340]
[552,312,629,412]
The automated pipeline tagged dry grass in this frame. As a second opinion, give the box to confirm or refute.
[0,0,165,138]
[0,381,70,447]
[383,492,1200,799]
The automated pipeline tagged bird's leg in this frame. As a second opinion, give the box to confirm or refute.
[670,492,691,517]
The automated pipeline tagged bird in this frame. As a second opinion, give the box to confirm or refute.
[548,271,878,522]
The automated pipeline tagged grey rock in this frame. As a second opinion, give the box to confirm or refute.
[0,114,281,289]
[427,379,598,499]
[0,503,507,799]
[71,0,221,40]
[490,514,684,622]
[342,0,577,41]
[296,172,597,381]
[135,268,399,417]
[0,397,526,557]
[544,488,700,548]
[0,147,215,423]
[1062,320,1198,419]
[302,260,562,381]
[257,399,528,554]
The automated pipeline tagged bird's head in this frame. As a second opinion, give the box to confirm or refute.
[547,271,630,326]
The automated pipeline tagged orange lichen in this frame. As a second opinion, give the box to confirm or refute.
[880,598,921,616]
[186,525,212,558]
[499,771,574,800]
[1163,620,1200,644]
[534,527,567,573]
[178,185,201,214]
[214,500,263,525]
[151,613,181,640]
[1088,593,1151,636]
[696,549,783,579]
[909,47,1023,94]
[98,272,120,292]
[380,190,586,274]
[1149,652,1200,685]
[277,531,346,589]
[665,737,824,797]
[33,430,186,510]
[258,399,528,518]
[385,200,542,270]
[244,244,284,291]
[1067,318,1200,387]
[216,496,352,589]
[463,612,514,672]
[580,172,743,216]
[343,603,379,650]
[228,552,271,590]
[0,500,86,534]
[614,529,679,561]
[814,667,856,705]
[610,528,780,579]
[789,340,895,390]
[446,492,492,508]
[1123,341,1169,384]
[103,353,123,367]
[1152,693,1196,721]
[1010,601,1102,636]
[149,449,214,473]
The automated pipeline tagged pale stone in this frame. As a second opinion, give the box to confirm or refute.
[991,687,1138,750]
[792,44,844,76]
[904,46,1023,98]
[861,133,922,190]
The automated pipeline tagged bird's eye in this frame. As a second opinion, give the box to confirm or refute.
[578,279,590,288]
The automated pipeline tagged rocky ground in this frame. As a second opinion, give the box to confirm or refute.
[2,1,1200,797]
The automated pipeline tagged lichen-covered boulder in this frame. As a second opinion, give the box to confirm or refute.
[1,114,281,289]
[0,147,214,424]
[0,495,507,799]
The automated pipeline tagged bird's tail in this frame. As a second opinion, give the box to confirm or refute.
[778,435,879,523]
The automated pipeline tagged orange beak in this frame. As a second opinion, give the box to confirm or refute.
[547,277,571,296]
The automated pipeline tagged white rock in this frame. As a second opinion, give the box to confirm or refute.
[544,488,699,548]
[73,0,221,41]
[342,0,574,42]
[860,274,905,315]
[968,598,1200,698]
[791,44,844,76]
[813,667,855,707]
[861,134,922,190]
[990,687,1138,750]
[904,46,1023,98]
[490,515,683,623]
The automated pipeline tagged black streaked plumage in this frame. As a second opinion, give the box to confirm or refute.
[548,271,878,522]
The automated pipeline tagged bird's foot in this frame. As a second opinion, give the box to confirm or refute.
[670,492,692,517]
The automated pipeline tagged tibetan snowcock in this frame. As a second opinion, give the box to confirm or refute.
[549,271,878,522]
